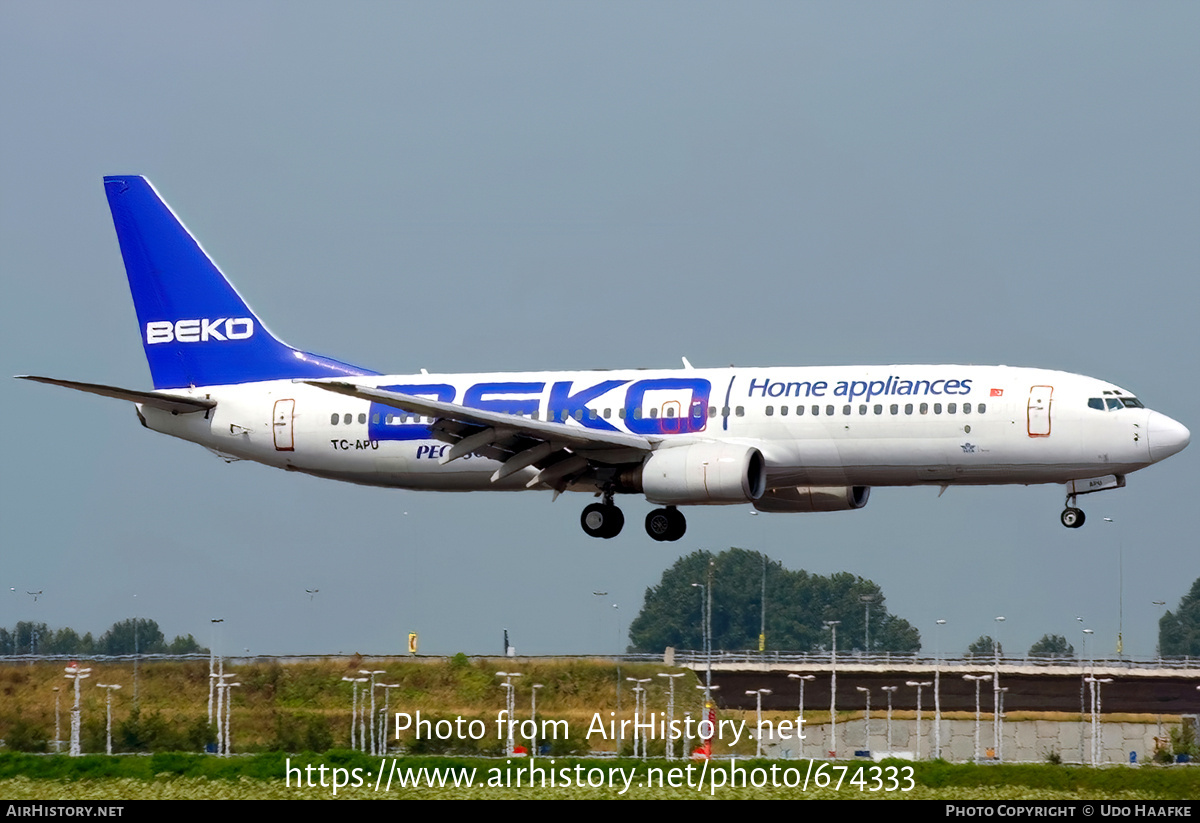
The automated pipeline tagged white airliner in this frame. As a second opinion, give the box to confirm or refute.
[19,177,1191,541]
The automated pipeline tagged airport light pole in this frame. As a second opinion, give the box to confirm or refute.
[906,681,932,759]
[787,674,815,759]
[964,674,989,764]
[97,683,121,755]
[530,683,543,756]
[221,681,240,756]
[380,684,400,754]
[1081,627,1093,764]
[746,689,772,758]
[341,676,366,750]
[1104,517,1123,659]
[360,669,386,754]
[881,685,897,755]
[1086,676,1113,766]
[997,686,1008,763]
[695,684,720,760]
[860,594,877,655]
[631,680,650,758]
[52,686,61,753]
[856,686,871,754]
[934,618,946,759]
[208,618,223,724]
[825,620,841,758]
[64,663,91,757]
[658,673,685,759]
[211,672,236,755]
[993,616,1005,761]
[496,671,522,756]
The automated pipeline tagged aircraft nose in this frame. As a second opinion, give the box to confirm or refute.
[1147,411,1190,463]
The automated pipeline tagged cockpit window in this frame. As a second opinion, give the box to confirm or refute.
[1090,396,1144,411]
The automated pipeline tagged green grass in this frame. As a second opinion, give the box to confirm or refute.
[1,753,1196,800]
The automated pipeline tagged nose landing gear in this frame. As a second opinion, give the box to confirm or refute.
[1060,492,1086,528]
[1060,507,1086,528]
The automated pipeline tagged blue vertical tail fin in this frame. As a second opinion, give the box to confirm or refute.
[104,175,375,389]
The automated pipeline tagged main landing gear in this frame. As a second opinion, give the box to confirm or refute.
[645,506,686,542]
[581,502,624,539]
[1060,493,1086,529]
[580,496,687,541]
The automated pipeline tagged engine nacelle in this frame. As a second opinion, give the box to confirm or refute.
[753,485,870,513]
[628,443,767,505]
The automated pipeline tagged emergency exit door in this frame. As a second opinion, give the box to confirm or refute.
[1027,386,1052,437]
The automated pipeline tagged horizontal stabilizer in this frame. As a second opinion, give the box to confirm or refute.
[16,376,216,414]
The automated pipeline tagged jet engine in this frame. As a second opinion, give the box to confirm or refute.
[620,443,767,505]
[752,485,871,513]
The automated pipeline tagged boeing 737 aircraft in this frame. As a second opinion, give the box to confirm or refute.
[18,177,1191,541]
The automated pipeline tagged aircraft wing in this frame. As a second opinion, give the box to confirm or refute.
[17,376,216,414]
[304,380,654,489]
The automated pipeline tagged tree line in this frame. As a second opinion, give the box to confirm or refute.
[0,618,207,656]
[628,548,921,653]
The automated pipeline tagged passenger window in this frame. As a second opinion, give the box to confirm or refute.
[343,413,352,425]
[765,406,774,416]
[890,404,898,415]
[358,413,366,424]
[933,403,942,414]
[905,404,914,415]
[634,408,643,420]
[531,411,539,420]
[874,404,882,415]
[978,403,986,414]
[721,407,730,417]
[826,405,835,416]
[331,413,339,425]
[963,403,972,414]
[735,406,745,417]
[948,403,957,414]
[589,409,598,420]
[780,405,788,416]
[920,403,928,414]
[796,406,805,416]
[709,406,717,418]
[372,413,379,424]
[812,405,820,416]
[841,405,851,415]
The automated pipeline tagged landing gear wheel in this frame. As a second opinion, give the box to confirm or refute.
[645,506,687,542]
[1060,507,1086,529]
[581,503,624,539]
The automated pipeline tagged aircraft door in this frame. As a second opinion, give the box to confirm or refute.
[1027,386,1052,437]
[273,398,295,451]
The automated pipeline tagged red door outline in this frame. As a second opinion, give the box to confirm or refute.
[273,398,295,451]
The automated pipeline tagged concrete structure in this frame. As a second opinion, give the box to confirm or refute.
[763,718,1168,765]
